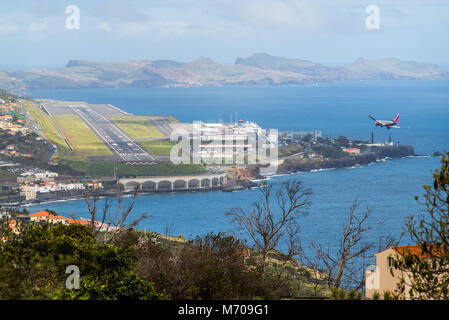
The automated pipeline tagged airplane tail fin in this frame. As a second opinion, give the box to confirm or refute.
[393,113,400,123]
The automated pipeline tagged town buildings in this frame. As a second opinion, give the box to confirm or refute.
[20,181,103,200]
[1,209,115,237]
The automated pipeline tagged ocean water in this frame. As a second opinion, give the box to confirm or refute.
[27,81,449,253]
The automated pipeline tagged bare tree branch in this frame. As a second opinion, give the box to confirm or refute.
[226,179,312,274]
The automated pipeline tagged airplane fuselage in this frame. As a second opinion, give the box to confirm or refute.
[375,120,395,127]
[370,113,400,129]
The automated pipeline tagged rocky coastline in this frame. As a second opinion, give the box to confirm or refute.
[279,145,415,174]
[245,145,416,178]
[2,145,417,204]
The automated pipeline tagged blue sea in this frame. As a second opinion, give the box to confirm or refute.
[27,81,449,254]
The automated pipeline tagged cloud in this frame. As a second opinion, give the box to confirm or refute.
[203,0,331,32]
[0,23,19,34]
[237,0,328,31]
[118,22,150,36]
[28,21,49,32]
[95,3,149,22]
[97,22,112,32]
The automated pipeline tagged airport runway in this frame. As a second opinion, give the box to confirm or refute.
[68,104,156,162]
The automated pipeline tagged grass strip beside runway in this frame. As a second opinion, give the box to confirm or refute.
[139,140,176,156]
[23,100,71,158]
[54,114,113,161]
[110,116,165,139]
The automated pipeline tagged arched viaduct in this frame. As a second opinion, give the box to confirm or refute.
[118,173,228,191]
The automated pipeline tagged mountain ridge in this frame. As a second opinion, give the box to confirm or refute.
[1,53,447,92]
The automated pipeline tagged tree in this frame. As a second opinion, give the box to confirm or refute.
[393,151,449,299]
[304,200,395,293]
[336,136,350,148]
[0,223,165,300]
[84,183,147,244]
[225,179,312,274]
[136,232,273,299]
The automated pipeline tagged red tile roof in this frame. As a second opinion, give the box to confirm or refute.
[29,210,51,218]
[392,245,443,259]
[50,215,67,220]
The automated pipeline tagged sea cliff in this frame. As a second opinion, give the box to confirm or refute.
[278,145,414,174]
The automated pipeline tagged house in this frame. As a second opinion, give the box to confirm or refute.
[0,105,12,111]
[66,182,86,190]
[365,245,439,299]
[24,188,37,200]
[29,211,68,225]
[86,181,103,189]
[0,121,12,129]
[66,218,90,226]
[342,148,361,155]
[0,115,13,121]
[29,210,52,221]
[47,215,69,224]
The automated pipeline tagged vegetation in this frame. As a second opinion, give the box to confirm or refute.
[117,230,331,299]
[303,200,395,293]
[0,178,334,300]
[226,179,312,274]
[0,130,49,162]
[0,223,166,299]
[23,100,70,158]
[0,89,20,103]
[278,143,304,158]
[139,140,176,156]
[0,219,329,299]
[393,151,449,299]
[110,116,164,139]
[54,114,113,161]
[59,160,206,177]
[0,168,15,179]
[311,145,346,159]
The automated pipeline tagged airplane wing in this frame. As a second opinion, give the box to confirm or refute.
[368,114,377,121]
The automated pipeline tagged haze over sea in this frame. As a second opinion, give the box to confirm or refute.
[28,81,449,253]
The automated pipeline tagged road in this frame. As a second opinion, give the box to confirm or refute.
[69,104,156,162]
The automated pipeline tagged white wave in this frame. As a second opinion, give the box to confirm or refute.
[310,168,336,172]
[406,155,431,158]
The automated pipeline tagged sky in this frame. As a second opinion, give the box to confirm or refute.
[1,0,449,69]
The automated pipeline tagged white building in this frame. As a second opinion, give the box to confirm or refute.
[20,171,59,179]
[192,120,277,163]
[64,183,86,191]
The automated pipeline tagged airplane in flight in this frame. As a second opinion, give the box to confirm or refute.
[368,113,400,129]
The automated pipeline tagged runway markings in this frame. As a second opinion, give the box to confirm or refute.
[68,104,156,162]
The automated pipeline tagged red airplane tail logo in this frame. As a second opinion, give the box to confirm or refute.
[393,113,400,123]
